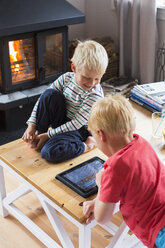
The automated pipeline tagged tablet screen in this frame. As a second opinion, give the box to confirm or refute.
[56,157,105,198]
[63,158,103,191]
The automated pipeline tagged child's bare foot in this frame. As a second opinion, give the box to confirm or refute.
[28,131,39,149]
[28,138,39,149]
[84,136,97,153]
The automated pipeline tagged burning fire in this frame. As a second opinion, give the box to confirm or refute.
[8,38,35,83]
[9,40,22,72]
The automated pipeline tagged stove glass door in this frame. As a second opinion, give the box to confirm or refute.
[8,38,35,84]
[43,33,63,77]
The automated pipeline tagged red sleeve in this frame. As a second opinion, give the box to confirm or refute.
[99,158,130,203]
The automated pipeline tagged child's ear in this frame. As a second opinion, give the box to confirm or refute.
[98,130,106,142]
[71,63,76,72]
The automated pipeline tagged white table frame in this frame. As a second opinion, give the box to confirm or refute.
[0,157,139,248]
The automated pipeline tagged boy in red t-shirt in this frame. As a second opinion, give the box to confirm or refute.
[83,95,165,248]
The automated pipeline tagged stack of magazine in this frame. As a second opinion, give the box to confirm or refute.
[130,81,165,112]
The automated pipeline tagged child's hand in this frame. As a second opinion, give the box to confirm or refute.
[22,123,36,143]
[34,133,49,151]
[83,199,96,224]
[96,168,104,188]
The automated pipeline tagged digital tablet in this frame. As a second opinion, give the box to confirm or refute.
[55,156,105,198]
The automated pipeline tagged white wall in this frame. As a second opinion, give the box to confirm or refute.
[85,0,119,50]
[67,1,165,81]
[67,0,119,51]
[66,0,86,40]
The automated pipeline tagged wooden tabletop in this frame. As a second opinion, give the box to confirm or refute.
[0,102,164,223]
[0,138,107,223]
[131,102,165,162]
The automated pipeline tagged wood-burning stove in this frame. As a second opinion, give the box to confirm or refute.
[0,27,68,93]
[0,0,85,131]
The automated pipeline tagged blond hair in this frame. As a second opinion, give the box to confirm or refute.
[71,40,108,74]
[88,95,136,136]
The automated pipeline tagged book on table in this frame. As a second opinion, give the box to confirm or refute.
[129,81,165,112]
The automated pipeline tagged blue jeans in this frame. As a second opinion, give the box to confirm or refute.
[35,88,90,163]
[155,227,165,248]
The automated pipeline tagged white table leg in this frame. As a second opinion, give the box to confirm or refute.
[40,198,74,248]
[0,165,8,217]
[79,224,91,248]
[105,221,129,248]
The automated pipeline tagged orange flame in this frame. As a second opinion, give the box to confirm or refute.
[9,41,18,61]
[9,41,21,72]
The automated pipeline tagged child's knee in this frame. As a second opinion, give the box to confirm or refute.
[41,145,53,162]
[42,88,65,107]
[42,88,55,98]
[41,144,63,163]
